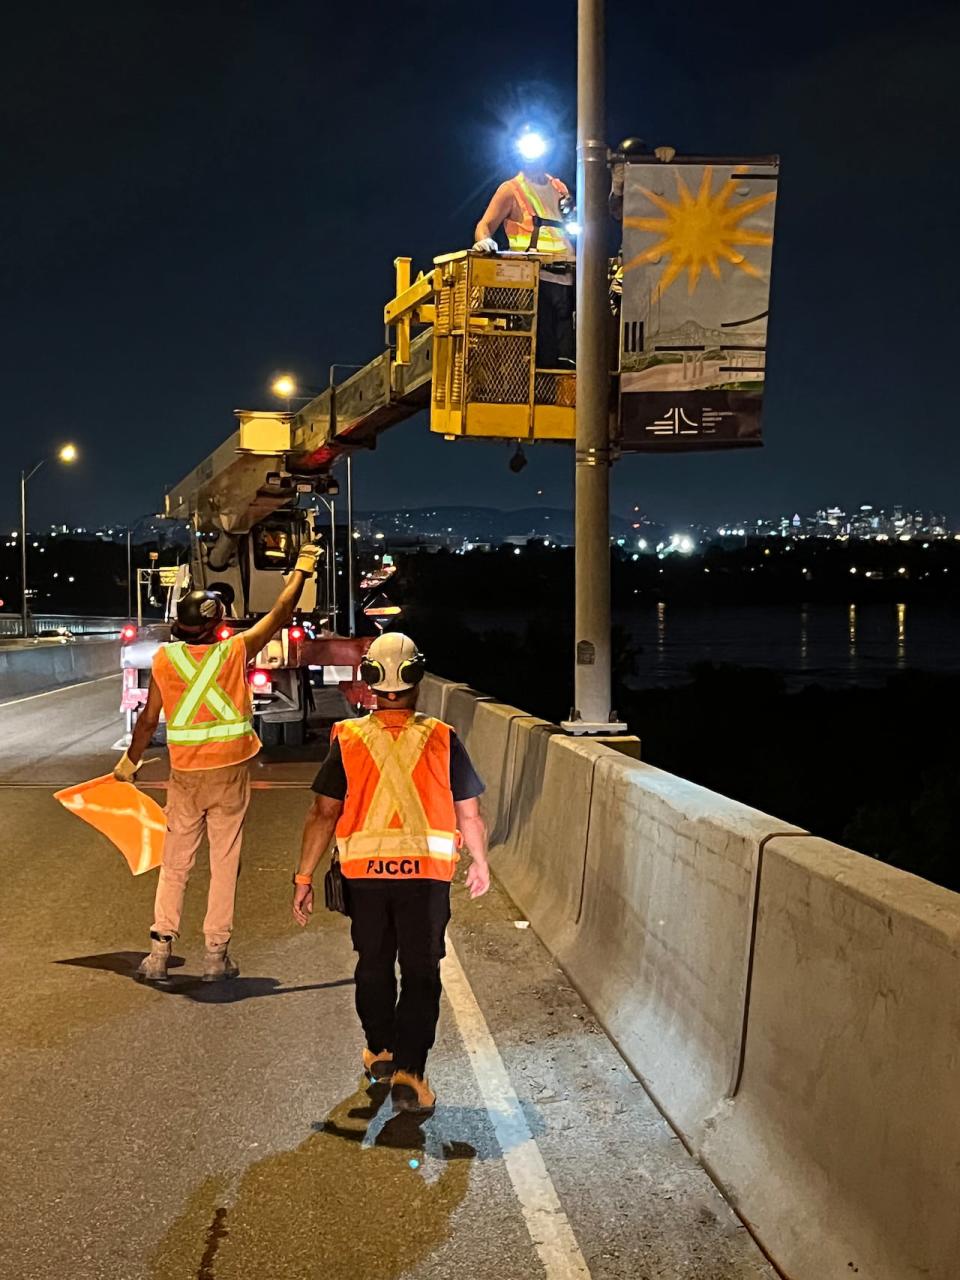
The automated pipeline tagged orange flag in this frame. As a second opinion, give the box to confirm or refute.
[54,775,166,875]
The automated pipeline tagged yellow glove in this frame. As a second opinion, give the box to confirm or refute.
[294,543,321,575]
[113,751,141,783]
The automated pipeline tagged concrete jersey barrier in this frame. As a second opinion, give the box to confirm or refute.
[427,676,960,1279]
[703,834,960,1280]
[0,638,119,700]
[560,754,806,1145]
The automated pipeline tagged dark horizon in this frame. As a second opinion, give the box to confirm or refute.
[6,0,959,530]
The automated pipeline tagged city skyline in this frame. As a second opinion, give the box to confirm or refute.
[10,498,958,547]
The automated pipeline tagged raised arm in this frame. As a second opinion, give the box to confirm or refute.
[241,543,320,660]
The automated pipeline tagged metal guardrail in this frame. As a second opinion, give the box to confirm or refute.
[0,615,134,638]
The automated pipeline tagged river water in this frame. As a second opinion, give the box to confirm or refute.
[464,602,960,689]
[617,601,960,689]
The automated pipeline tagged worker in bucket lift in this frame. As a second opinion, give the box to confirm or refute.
[115,542,321,983]
[293,632,490,1114]
[473,126,576,370]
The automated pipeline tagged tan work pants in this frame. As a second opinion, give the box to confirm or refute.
[152,763,251,946]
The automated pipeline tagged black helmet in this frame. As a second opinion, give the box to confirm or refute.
[174,589,225,639]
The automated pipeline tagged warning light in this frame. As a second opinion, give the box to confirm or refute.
[289,625,304,642]
[121,624,137,642]
[251,670,270,689]
[217,625,234,641]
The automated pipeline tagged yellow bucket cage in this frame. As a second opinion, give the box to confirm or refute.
[385,250,576,442]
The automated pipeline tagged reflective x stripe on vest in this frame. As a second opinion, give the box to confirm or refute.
[336,715,458,875]
[165,642,252,745]
[506,173,573,256]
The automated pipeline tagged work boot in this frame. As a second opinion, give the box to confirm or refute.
[391,1070,436,1114]
[138,932,172,983]
[362,1048,394,1082]
[202,942,239,982]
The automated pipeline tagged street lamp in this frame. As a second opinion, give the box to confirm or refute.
[271,374,298,413]
[20,443,78,637]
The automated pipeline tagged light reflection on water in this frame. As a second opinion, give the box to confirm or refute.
[463,602,960,690]
[610,600,960,690]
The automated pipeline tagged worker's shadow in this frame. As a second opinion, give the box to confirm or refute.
[55,951,353,1004]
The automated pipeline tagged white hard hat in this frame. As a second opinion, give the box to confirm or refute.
[360,632,425,693]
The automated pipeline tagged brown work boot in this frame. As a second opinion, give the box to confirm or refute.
[391,1070,436,1113]
[138,932,172,983]
[362,1048,394,1081]
[202,942,239,982]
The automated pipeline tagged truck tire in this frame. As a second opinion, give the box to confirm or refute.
[282,718,305,748]
[259,718,282,748]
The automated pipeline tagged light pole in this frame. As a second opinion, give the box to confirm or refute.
[563,0,625,733]
[20,443,78,638]
[329,363,365,637]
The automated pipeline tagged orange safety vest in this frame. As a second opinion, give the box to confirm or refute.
[333,710,460,881]
[505,172,575,258]
[152,635,261,771]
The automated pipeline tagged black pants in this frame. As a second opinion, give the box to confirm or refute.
[536,278,575,369]
[347,879,451,1077]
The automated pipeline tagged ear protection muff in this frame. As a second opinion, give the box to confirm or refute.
[359,657,385,686]
[398,654,426,686]
[358,652,426,689]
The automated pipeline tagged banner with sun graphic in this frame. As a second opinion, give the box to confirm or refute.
[618,157,779,451]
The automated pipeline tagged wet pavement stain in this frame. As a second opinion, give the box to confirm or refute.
[151,1084,476,1280]
[197,1207,228,1280]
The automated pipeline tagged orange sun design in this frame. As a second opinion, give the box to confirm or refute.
[623,166,775,297]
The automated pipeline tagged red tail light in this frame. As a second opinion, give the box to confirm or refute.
[121,624,137,642]
[217,625,234,641]
[250,669,270,689]
[289,625,304,642]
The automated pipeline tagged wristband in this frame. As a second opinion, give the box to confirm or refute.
[293,873,313,886]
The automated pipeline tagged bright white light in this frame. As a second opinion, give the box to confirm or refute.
[514,547,521,555]
[680,536,694,553]
[516,128,548,162]
[638,538,647,550]
[564,220,582,236]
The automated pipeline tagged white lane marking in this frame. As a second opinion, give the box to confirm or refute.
[0,673,120,710]
[443,938,592,1280]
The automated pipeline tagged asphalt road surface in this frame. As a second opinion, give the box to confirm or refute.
[0,675,778,1280]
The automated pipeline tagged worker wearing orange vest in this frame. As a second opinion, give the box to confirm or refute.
[293,632,490,1114]
[474,132,576,370]
[115,543,321,983]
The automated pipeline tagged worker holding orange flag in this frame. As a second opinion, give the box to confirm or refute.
[114,544,320,984]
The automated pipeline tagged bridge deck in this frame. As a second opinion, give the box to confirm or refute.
[0,678,776,1280]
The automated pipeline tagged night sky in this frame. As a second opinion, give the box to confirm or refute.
[5,0,959,531]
